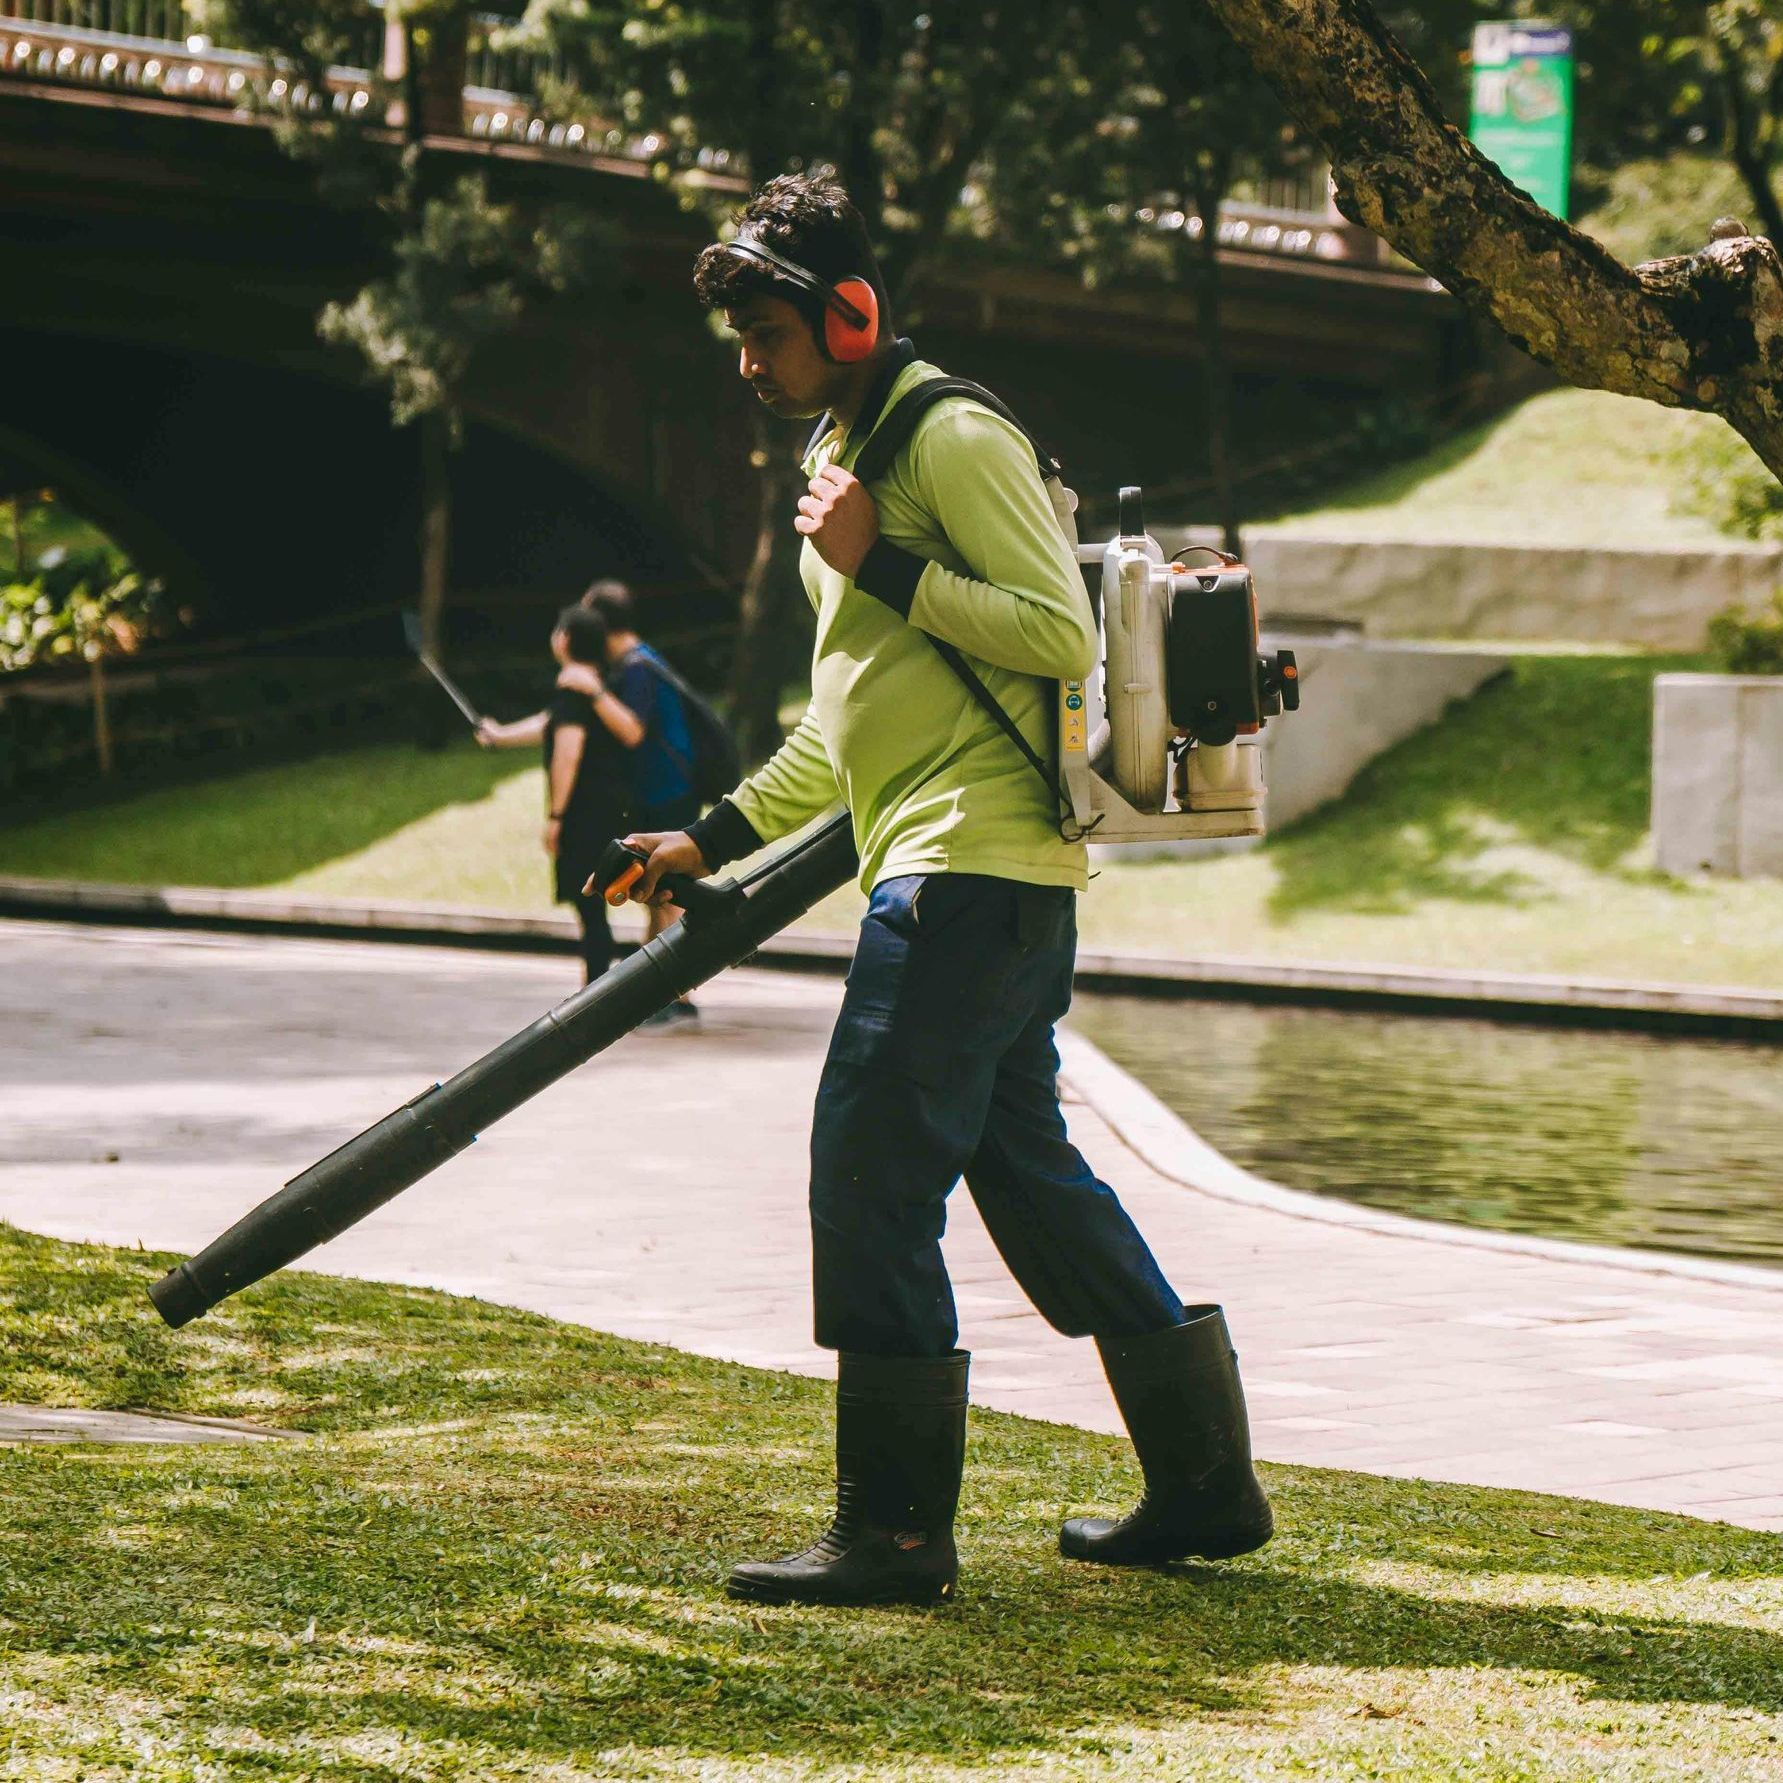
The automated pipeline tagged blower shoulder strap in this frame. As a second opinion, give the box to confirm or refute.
[849,377,1061,486]
[849,377,1076,831]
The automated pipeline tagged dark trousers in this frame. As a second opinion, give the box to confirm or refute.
[559,819,624,985]
[810,873,1184,1357]
[568,888,615,984]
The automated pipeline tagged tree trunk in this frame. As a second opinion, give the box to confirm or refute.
[715,9,808,763]
[837,0,888,243]
[1189,179,1241,556]
[1199,0,1783,481]
[418,409,452,663]
[89,651,113,778]
[726,411,801,763]
[1715,56,1783,249]
[411,10,469,138]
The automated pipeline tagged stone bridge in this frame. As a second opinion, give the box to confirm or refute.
[0,6,1468,642]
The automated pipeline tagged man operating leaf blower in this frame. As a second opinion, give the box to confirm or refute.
[608,174,1274,1607]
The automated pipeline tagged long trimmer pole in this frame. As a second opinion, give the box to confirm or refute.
[148,813,858,1328]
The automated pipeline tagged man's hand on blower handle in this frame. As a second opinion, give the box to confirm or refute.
[588,831,710,906]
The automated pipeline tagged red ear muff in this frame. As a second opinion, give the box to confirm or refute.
[825,277,879,363]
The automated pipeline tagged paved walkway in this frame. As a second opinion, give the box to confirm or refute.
[0,1406,298,1445]
[2,917,1779,1531]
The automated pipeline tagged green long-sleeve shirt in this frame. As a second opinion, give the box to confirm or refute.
[715,352,1093,894]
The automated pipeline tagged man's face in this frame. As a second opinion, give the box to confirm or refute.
[727,294,839,420]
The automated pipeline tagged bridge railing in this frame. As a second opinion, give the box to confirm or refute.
[0,2,1387,269]
[2,0,383,69]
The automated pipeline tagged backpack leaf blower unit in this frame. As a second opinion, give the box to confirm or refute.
[1062,486,1298,844]
[145,484,1300,1329]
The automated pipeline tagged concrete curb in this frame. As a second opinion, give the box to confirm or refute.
[1055,1027,1783,1296]
[0,873,1779,1037]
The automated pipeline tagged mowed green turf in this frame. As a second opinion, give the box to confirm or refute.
[0,1222,1778,1782]
[1257,387,1762,549]
[4,653,1781,988]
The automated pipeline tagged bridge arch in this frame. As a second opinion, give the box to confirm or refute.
[1,327,721,644]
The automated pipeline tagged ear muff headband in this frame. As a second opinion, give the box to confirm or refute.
[723,238,880,363]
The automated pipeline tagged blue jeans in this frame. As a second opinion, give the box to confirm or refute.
[810,873,1185,1357]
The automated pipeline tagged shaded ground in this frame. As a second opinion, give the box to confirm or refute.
[1,1222,1779,1782]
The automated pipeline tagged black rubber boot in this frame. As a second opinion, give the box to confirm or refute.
[1061,1304,1272,1565]
[727,1350,969,1606]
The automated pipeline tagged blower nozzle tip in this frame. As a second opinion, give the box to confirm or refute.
[147,1262,209,1329]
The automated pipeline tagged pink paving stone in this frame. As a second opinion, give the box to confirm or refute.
[1,917,1781,1534]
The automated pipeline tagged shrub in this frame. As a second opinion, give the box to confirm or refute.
[0,573,171,672]
[1707,589,1783,673]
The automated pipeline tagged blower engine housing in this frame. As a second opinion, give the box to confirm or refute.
[1059,485,1299,845]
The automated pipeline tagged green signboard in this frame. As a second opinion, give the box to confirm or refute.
[1469,21,1575,220]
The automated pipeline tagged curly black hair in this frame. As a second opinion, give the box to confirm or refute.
[554,604,609,664]
[692,172,889,341]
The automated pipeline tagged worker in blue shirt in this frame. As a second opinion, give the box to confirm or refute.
[581,580,702,1027]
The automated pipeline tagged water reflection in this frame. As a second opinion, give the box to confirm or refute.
[1069,996,1783,1269]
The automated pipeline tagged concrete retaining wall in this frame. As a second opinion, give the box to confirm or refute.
[1164,528,1782,648]
[1258,635,1507,827]
[1653,673,1783,878]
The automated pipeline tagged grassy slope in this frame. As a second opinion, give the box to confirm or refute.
[1259,388,1762,551]
[1,1223,1779,1782]
[5,655,1782,988]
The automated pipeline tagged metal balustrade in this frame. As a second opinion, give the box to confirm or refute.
[1,0,382,69]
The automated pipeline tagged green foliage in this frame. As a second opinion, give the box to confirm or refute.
[320,164,601,431]
[1618,0,1783,238]
[1,490,130,596]
[1708,587,1783,669]
[0,572,167,672]
[1575,151,1757,262]
[985,4,1301,271]
[190,0,381,81]
[198,0,598,435]
[508,0,1095,295]
[1672,413,1783,539]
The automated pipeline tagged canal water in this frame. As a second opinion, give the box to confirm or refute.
[1069,994,1783,1271]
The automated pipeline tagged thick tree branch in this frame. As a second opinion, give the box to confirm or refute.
[1200,0,1783,478]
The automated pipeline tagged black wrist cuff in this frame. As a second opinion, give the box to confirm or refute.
[685,798,762,871]
[853,538,927,619]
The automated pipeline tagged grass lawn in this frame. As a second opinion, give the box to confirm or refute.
[4,654,1782,989]
[1,1222,1779,1781]
[1258,388,1762,552]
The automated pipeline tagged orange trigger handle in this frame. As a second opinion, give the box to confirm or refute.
[604,860,646,907]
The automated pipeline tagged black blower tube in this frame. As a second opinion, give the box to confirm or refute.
[148,812,859,1328]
